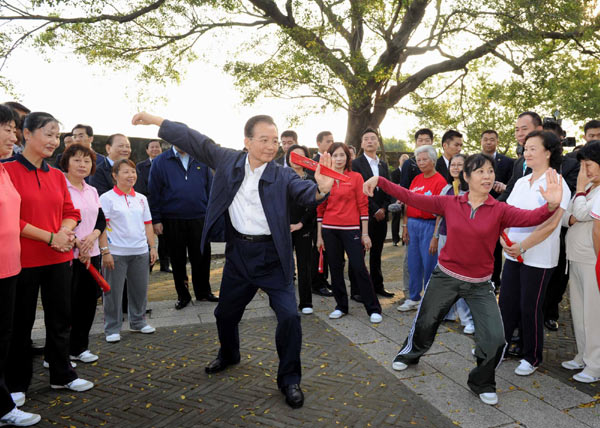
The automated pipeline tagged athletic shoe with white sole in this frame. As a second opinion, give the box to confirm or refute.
[10,392,25,407]
[369,313,383,323]
[130,325,155,334]
[0,407,41,426]
[463,324,475,335]
[42,361,76,369]
[50,378,94,392]
[392,359,408,371]
[515,359,537,376]
[301,307,313,315]
[329,310,345,319]
[397,299,419,312]
[105,334,121,343]
[70,350,98,363]
[573,371,600,383]
[479,392,498,405]
[561,360,585,370]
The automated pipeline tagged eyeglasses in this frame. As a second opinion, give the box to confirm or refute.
[251,137,279,147]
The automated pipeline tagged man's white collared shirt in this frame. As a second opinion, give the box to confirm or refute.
[364,153,379,177]
[228,155,271,235]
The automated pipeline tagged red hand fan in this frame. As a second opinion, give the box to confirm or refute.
[290,152,350,182]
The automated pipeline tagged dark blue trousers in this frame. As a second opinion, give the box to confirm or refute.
[214,237,302,388]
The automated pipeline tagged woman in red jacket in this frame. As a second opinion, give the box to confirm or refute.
[316,143,382,323]
[3,112,94,406]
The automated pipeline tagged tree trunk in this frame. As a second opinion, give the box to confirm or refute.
[344,103,390,151]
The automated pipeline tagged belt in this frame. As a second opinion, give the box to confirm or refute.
[232,229,273,242]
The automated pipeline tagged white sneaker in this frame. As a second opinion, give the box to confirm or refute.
[329,310,345,319]
[397,299,419,312]
[50,378,94,392]
[0,407,41,426]
[479,392,498,405]
[106,334,121,343]
[463,324,475,335]
[301,307,313,315]
[130,325,155,334]
[10,392,25,407]
[70,350,98,363]
[369,313,383,323]
[573,371,600,383]
[561,360,585,370]
[515,359,537,376]
[42,360,76,369]
[392,360,408,371]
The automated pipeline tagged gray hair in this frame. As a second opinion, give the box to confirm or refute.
[414,145,438,163]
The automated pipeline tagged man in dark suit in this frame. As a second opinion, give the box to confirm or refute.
[310,130,335,296]
[135,140,171,273]
[351,128,394,298]
[89,133,132,196]
[132,111,334,409]
[480,129,515,290]
[275,130,297,167]
[436,130,463,182]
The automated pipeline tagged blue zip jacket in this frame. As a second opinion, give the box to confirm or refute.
[157,119,322,285]
[147,147,212,223]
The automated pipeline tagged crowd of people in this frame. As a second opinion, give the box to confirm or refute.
[0,100,599,425]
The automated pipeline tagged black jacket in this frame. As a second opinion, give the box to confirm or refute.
[490,153,515,199]
[400,156,420,188]
[134,158,152,196]
[89,158,114,196]
[352,154,393,216]
[435,156,450,182]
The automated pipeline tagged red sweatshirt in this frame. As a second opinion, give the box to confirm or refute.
[378,177,554,282]
[317,171,368,230]
[3,154,81,268]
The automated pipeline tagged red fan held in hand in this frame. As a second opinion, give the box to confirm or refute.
[501,231,524,263]
[318,246,324,273]
[290,152,350,182]
[87,264,111,292]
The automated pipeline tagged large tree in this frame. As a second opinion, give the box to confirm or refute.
[1,0,599,145]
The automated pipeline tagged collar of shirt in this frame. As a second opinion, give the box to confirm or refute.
[173,146,190,169]
[364,153,379,177]
[113,185,136,196]
[66,178,92,193]
[443,155,450,168]
[245,154,268,176]
[15,153,49,172]
[458,192,496,207]
[106,157,115,167]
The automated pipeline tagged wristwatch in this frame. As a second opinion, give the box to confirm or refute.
[519,243,527,254]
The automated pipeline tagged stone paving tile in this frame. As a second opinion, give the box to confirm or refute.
[567,403,600,428]
[25,317,454,428]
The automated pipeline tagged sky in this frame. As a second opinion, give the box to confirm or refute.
[0,45,414,151]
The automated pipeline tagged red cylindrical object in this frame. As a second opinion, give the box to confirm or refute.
[318,246,324,273]
[88,263,111,292]
[501,231,524,263]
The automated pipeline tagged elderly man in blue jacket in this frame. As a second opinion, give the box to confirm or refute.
[132,111,334,409]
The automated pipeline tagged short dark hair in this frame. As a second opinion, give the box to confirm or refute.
[244,115,276,139]
[145,139,161,149]
[524,130,563,170]
[542,121,564,138]
[60,143,97,176]
[72,124,93,137]
[576,140,600,165]
[0,104,16,126]
[23,112,58,133]
[4,101,30,115]
[327,142,352,171]
[316,131,332,143]
[414,128,433,141]
[463,153,496,179]
[584,120,600,134]
[518,111,542,127]
[442,130,463,145]
[480,129,498,138]
[106,133,127,146]
[361,127,380,141]
[285,144,310,167]
[281,130,298,142]
[111,158,136,181]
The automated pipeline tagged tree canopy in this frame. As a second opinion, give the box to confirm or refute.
[1,0,599,147]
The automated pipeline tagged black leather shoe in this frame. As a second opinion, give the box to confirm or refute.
[197,293,219,302]
[205,357,238,374]
[313,287,333,297]
[544,319,559,331]
[175,298,191,310]
[281,384,304,409]
[506,342,523,358]
[350,294,364,303]
[376,289,395,298]
[160,267,172,273]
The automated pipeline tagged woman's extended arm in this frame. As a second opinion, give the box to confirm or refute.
[364,176,445,216]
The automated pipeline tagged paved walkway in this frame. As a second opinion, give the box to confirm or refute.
[28,243,600,427]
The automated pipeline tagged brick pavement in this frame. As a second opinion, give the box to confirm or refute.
[26,317,454,428]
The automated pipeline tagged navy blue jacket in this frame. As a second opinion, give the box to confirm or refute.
[89,157,113,196]
[134,158,152,196]
[147,147,212,223]
[157,120,322,285]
